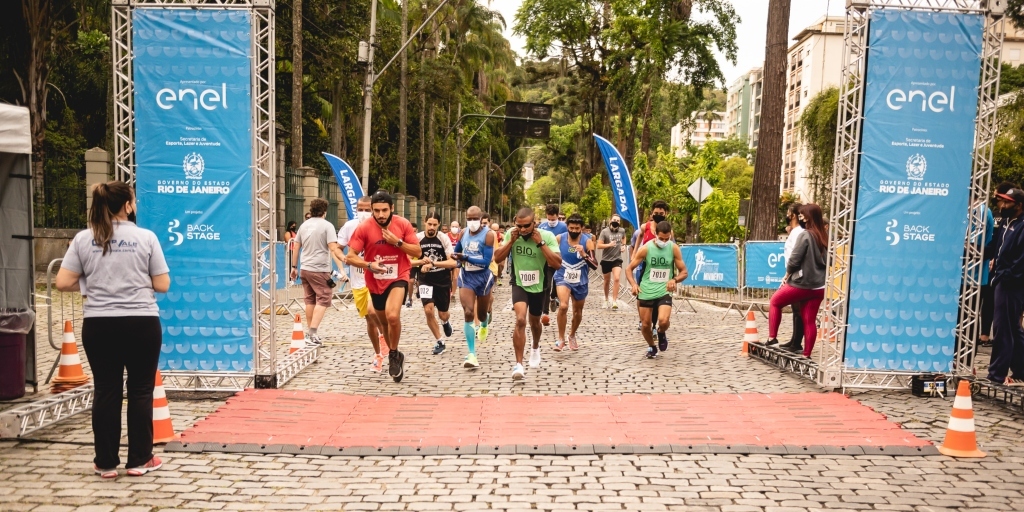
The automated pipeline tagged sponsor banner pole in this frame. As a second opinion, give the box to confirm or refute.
[134,8,255,373]
[844,10,983,373]
[322,152,366,220]
[593,134,640,229]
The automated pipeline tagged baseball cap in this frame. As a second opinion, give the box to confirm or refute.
[996,188,1024,204]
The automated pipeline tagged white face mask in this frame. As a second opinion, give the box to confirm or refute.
[466,220,481,232]
[450,226,460,234]
[356,211,371,221]
[548,219,558,227]
[654,239,668,248]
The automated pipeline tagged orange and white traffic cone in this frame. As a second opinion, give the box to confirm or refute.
[740,311,757,357]
[152,370,176,444]
[290,314,306,354]
[820,314,837,343]
[937,380,986,458]
[50,320,90,393]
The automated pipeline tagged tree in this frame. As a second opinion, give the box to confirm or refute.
[398,0,409,193]
[291,0,303,169]
[717,156,754,200]
[699,191,743,243]
[1010,0,1024,30]
[748,0,790,240]
[578,175,613,227]
[798,86,839,203]
[994,83,1024,188]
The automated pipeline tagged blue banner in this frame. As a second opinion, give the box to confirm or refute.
[322,152,365,219]
[594,135,640,229]
[681,244,739,289]
[744,242,786,290]
[260,243,288,291]
[134,8,254,372]
[845,10,982,372]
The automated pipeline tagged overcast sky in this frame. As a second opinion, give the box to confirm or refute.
[494,0,849,87]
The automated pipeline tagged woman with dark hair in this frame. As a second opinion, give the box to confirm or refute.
[765,203,828,358]
[55,181,170,478]
[284,220,298,244]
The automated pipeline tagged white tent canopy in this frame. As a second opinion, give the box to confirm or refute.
[0,104,31,155]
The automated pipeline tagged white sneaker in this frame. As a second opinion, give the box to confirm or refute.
[512,363,526,380]
[611,301,619,311]
[602,299,609,309]
[529,348,541,368]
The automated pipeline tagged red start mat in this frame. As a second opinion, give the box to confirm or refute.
[175,390,933,454]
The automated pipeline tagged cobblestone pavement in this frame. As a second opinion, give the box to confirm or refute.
[3,280,1024,511]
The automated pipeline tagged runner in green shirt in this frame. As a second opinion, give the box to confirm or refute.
[494,208,562,380]
[625,220,688,359]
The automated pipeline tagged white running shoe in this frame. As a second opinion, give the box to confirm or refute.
[512,363,526,380]
[602,299,609,309]
[611,301,619,311]
[529,348,541,368]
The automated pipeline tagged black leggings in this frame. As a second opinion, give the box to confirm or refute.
[81,316,162,469]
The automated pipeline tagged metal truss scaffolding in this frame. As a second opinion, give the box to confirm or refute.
[111,0,298,392]
[808,0,1004,391]
[0,385,95,438]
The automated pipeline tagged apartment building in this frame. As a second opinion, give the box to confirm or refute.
[725,67,764,149]
[670,111,728,158]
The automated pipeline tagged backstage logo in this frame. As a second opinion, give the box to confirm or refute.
[885,218,936,246]
[168,219,222,245]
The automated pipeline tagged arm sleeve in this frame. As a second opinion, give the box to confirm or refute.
[60,235,83,273]
[149,232,170,275]
[465,241,494,267]
[787,233,809,274]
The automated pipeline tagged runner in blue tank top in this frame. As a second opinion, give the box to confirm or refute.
[553,214,596,352]
[453,206,496,369]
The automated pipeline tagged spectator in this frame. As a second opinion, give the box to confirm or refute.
[987,187,1024,385]
[290,198,345,346]
[284,220,298,244]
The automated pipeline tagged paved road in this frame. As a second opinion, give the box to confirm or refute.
[3,281,1023,511]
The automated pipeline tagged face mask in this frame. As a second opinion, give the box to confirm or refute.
[450,227,460,234]
[467,220,481,232]
[798,216,806,228]
[127,208,137,223]
[548,220,558,227]
[357,211,371,221]
[569,231,581,239]
[654,239,668,248]
[376,212,393,227]
[610,221,620,228]
[652,214,666,223]
[1000,207,1019,218]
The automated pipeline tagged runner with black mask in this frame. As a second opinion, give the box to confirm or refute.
[411,212,457,355]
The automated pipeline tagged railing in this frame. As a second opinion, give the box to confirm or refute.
[284,167,304,228]
[317,174,339,226]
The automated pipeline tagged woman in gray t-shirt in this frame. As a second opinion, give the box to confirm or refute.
[56,181,169,478]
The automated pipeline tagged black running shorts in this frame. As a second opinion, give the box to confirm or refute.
[371,281,408,311]
[637,294,672,310]
[511,284,545,317]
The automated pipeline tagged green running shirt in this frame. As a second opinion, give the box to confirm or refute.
[639,240,676,300]
[503,229,559,293]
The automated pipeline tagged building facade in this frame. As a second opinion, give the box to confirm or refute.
[727,74,751,142]
[670,111,728,158]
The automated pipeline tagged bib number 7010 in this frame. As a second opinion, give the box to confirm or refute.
[649,268,670,283]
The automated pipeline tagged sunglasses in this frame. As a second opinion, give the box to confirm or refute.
[516,223,533,229]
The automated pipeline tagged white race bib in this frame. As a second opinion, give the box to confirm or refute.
[419,285,433,299]
[563,268,582,284]
[353,266,364,276]
[649,268,670,283]
[518,270,540,287]
[379,263,399,281]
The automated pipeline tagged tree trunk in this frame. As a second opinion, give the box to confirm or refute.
[639,82,655,155]
[418,91,426,198]
[749,0,790,240]
[624,113,639,168]
[331,80,345,158]
[24,0,53,197]
[398,0,408,193]
[427,103,436,202]
[290,0,303,169]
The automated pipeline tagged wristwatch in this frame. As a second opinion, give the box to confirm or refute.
[536,241,546,248]
[395,240,404,248]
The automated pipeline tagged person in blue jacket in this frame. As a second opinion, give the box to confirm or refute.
[987,187,1024,385]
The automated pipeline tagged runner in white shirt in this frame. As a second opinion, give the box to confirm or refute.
[335,196,387,372]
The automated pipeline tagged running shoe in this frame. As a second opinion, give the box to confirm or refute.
[478,325,489,343]
[657,331,668,352]
[512,363,526,380]
[464,353,479,369]
[765,338,779,346]
[553,339,565,352]
[127,456,162,476]
[612,301,619,311]
[541,314,550,326]
[308,333,323,347]
[602,299,609,309]
[379,335,390,357]
[568,334,579,351]
[1006,376,1024,386]
[94,466,117,479]
[371,354,383,372]
[551,298,560,312]
[529,348,541,368]
[389,350,404,382]
[442,321,453,338]
[645,346,658,359]
[432,340,446,355]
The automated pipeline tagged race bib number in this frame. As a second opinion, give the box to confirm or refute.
[379,263,398,281]
[353,266,364,276]
[649,268,670,283]
[564,268,582,284]
[419,285,433,299]
[518,270,540,287]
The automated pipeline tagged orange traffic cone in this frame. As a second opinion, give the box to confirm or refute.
[50,320,90,393]
[152,370,176,444]
[937,380,986,458]
[740,311,757,356]
[290,314,306,354]
[820,314,837,343]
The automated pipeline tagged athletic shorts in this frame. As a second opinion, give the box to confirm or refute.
[512,284,545,317]
[370,281,408,311]
[601,259,622,274]
[352,286,371,318]
[637,294,672,310]
[555,281,589,302]
[458,269,495,297]
[301,270,333,307]
[419,283,452,312]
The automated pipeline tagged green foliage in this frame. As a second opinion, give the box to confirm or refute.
[560,202,578,217]
[778,192,802,235]
[994,85,1024,188]
[699,191,743,243]
[717,156,754,200]
[578,175,613,226]
[798,87,839,202]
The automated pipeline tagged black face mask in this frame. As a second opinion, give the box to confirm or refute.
[1000,207,1020,219]
[127,208,137,223]
[569,231,581,239]
[610,221,620,228]
[798,219,807,228]
[375,212,393,227]
[652,214,666,223]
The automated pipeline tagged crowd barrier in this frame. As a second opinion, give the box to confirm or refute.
[669,241,787,319]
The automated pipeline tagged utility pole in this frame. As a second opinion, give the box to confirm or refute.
[359,0,379,191]
[454,102,462,209]
[398,0,409,193]
[290,0,303,169]
[748,0,791,240]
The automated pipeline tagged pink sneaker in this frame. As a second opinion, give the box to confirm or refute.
[94,465,117,479]
[127,456,162,476]
[379,335,390,357]
[371,354,383,372]
[568,334,579,351]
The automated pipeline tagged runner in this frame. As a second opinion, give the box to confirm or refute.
[537,204,568,326]
[597,214,627,310]
[553,214,596,351]
[448,220,461,297]
[625,220,688,359]
[410,212,456,355]
[453,206,496,369]
[345,190,422,382]
[494,208,562,380]
[632,202,670,330]
[490,222,505,286]
[335,196,387,371]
